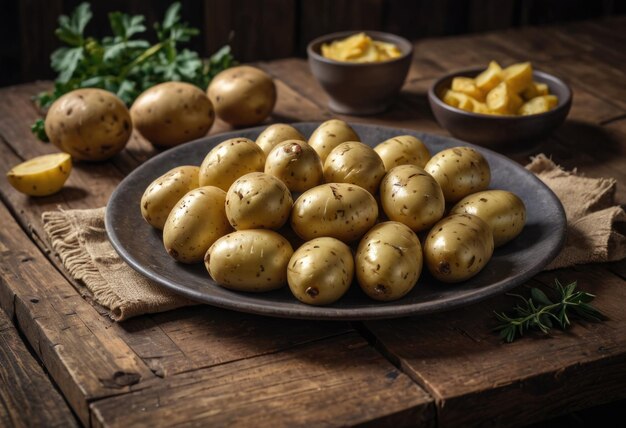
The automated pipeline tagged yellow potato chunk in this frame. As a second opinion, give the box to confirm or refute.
[472,101,490,114]
[321,33,402,63]
[486,82,514,114]
[6,153,72,197]
[451,77,485,101]
[518,95,559,115]
[502,62,533,94]
[443,90,475,112]
[475,61,502,92]
[521,81,550,100]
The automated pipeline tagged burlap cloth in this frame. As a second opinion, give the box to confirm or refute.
[42,154,626,321]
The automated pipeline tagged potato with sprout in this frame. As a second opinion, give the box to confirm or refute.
[264,140,323,192]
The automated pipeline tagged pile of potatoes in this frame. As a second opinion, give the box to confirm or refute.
[442,61,559,116]
[140,119,526,305]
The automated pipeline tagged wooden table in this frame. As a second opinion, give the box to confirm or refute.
[1,17,625,428]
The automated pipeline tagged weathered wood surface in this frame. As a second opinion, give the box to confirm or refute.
[0,307,78,428]
[0,17,625,427]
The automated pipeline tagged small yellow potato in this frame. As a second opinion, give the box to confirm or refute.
[451,76,485,101]
[308,119,360,161]
[45,88,131,161]
[424,147,490,203]
[374,135,431,171]
[207,65,276,126]
[264,140,323,192]
[131,81,214,147]
[443,90,475,112]
[450,190,526,247]
[287,237,354,305]
[486,82,516,114]
[141,166,200,230]
[323,141,386,195]
[199,137,265,191]
[6,153,72,197]
[356,222,422,301]
[291,183,378,243]
[163,186,232,264]
[225,172,293,230]
[205,230,293,292]
[518,95,559,115]
[424,214,494,283]
[502,62,533,94]
[475,61,502,92]
[379,165,445,232]
[256,123,305,155]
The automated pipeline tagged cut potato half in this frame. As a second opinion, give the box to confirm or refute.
[6,153,72,196]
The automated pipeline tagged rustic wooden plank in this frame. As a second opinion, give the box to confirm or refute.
[90,332,434,428]
[0,308,79,428]
[364,265,626,427]
[259,59,444,134]
[0,202,155,425]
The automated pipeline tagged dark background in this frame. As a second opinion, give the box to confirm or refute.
[1,0,625,87]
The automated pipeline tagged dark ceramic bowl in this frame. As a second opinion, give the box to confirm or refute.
[428,67,572,149]
[307,31,413,115]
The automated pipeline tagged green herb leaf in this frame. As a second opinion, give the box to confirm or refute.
[31,1,235,141]
[493,280,606,342]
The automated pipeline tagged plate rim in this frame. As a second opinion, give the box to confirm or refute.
[105,122,566,320]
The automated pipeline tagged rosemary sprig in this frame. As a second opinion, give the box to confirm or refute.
[494,279,606,343]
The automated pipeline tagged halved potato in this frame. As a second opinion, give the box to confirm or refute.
[6,153,72,196]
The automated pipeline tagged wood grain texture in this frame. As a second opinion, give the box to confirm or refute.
[90,333,434,428]
[0,202,156,425]
[0,308,78,428]
[364,266,626,427]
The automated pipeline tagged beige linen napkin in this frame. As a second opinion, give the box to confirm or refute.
[526,154,626,270]
[42,154,625,320]
[42,208,193,320]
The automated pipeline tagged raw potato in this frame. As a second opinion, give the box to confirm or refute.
[287,237,354,305]
[163,186,232,263]
[379,165,445,232]
[450,190,526,247]
[356,222,422,301]
[206,230,293,292]
[323,141,386,195]
[199,137,265,191]
[45,88,131,161]
[256,124,305,155]
[374,135,431,171]
[424,214,494,283]
[486,82,522,114]
[207,65,276,126]
[141,166,200,230]
[131,82,214,147]
[264,140,324,192]
[6,153,72,197]
[424,147,490,203]
[308,119,360,161]
[291,183,378,242]
[443,90,475,112]
[225,172,293,230]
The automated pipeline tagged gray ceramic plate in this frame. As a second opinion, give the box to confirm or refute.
[106,123,566,320]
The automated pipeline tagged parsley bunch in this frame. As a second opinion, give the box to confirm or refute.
[494,279,606,343]
[32,2,236,141]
